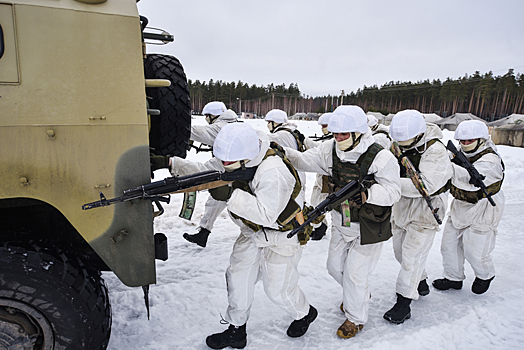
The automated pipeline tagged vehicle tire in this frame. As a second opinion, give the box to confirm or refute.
[144,54,191,158]
[0,241,111,350]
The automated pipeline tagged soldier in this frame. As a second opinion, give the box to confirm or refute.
[284,105,401,339]
[433,120,505,294]
[265,109,307,151]
[182,101,238,247]
[168,123,317,349]
[265,109,309,217]
[367,115,391,149]
[304,112,333,240]
[384,110,453,324]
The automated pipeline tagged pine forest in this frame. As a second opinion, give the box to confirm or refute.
[188,69,524,121]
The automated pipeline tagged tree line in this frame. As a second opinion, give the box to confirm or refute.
[188,70,524,120]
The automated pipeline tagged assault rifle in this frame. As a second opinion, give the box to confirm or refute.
[287,175,375,239]
[309,134,333,142]
[446,140,496,207]
[390,141,443,224]
[82,167,257,210]
[189,141,213,153]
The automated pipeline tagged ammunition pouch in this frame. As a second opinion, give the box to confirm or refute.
[209,185,233,201]
[277,198,302,228]
[357,203,392,245]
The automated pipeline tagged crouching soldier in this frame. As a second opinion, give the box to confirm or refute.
[385,110,453,324]
[168,123,317,349]
[433,120,505,294]
[284,105,401,339]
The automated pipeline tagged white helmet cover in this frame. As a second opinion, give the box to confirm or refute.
[265,109,288,124]
[327,105,368,133]
[454,120,490,140]
[202,101,227,116]
[367,115,378,127]
[213,123,260,162]
[389,109,427,141]
[318,112,333,125]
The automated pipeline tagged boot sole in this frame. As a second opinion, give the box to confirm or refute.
[183,234,207,247]
[432,280,463,291]
[336,324,364,339]
[287,307,318,338]
[205,336,246,349]
[384,312,411,324]
[418,289,430,296]
[433,285,462,291]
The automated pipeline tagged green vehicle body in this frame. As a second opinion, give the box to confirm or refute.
[0,0,180,287]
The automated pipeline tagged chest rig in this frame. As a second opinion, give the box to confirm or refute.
[327,142,382,211]
[450,148,504,204]
[325,142,393,245]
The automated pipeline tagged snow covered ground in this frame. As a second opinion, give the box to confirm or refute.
[105,117,524,350]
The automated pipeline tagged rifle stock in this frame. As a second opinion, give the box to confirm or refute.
[446,140,496,207]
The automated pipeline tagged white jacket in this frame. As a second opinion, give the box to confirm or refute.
[267,122,307,193]
[372,124,391,149]
[268,123,301,149]
[190,109,238,145]
[171,132,304,255]
[449,140,505,231]
[285,130,401,210]
[391,123,453,229]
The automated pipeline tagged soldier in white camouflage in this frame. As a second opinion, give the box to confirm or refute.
[433,120,505,295]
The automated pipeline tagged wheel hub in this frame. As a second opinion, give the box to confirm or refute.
[0,298,53,350]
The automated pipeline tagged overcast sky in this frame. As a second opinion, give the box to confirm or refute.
[137,0,524,97]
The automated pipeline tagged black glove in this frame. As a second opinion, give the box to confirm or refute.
[150,155,170,172]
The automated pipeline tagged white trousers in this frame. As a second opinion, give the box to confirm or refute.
[440,217,496,281]
[392,223,437,300]
[224,233,310,326]
[199,195,228,231]
[326,227,383,325]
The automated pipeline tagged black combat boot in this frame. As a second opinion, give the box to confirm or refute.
[418,278,430,296]
[432,278,463,291]
[183,228,211,247]
[310,223,327,241]
[206,324,247,349]
[471,276,494,294]
[383,293,412,324]
[287,305,318,337]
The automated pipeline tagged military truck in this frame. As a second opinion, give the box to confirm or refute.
[0,0,191,348]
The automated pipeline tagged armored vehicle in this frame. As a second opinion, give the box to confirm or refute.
[0,0,191,348]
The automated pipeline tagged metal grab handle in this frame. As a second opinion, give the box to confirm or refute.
[0,25,5,59]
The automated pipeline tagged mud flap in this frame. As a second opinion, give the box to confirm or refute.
[142,285,150,320]
[179,191,197,220]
